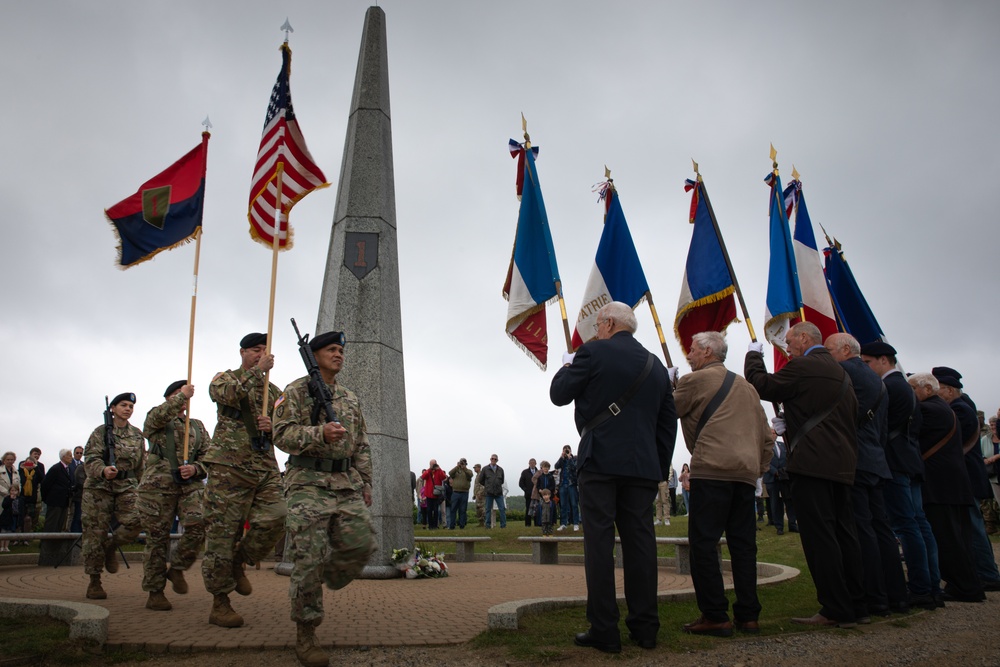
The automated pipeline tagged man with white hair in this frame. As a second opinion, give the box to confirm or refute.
[908,373,984,602]
[825,333,908,615]
[745,322,865,627]
[675,331,772,636]
[41,449,76,532]
[551,301,676,652]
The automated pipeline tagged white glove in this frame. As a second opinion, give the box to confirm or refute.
[771,416,787,435]
[667,367,679,384]
[562,352,576,366]
[748,341,764,354]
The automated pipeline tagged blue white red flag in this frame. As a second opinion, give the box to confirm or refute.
[503,148,561,369]
[824,239,886,346]
[248,43,328,250]
[783,180,839,359]
[570,185,650,350]
[763,172,802,362]
[105,133,209,269]
[674,179,737,355]
[508,138,539,199]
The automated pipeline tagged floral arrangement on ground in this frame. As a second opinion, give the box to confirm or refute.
[392,546,449,579]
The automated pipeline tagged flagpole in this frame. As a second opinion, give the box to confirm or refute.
[770,151,806,324]
[555,284,574,352]
[692,161,758,343]
[643,291,674,367]
[261,162,284,417]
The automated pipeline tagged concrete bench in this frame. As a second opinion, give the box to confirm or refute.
[1,531,185,567]
[416,536,491,562]
[518,535,727,574]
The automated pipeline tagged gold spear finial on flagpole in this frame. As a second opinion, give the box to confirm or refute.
[770,143,779,175]
[521,112,530,149]
[791,164,800,181]
[604,165,611,180]
[692,158,701,182]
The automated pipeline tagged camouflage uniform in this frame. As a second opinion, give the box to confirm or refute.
[272,375,375,625]
[474,470,486,526]
[82,421,145,575]
[137,392,210,593]
[201,366,285,595]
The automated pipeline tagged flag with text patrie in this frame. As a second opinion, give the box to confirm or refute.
[674,178,737,355]
[248,43,328,250]
[763,171,802,364]
[104,133,209,269]
[502,145,561,369]
[570,184,649,350]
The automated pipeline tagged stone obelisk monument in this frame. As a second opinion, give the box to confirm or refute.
[317,6,411,578]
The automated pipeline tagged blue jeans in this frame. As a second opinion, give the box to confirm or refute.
[484,494,506,528]
[449,491,469,529]
[682,489,691,515]
[559,484,580,526]
[967,505,1000,583]
[883,472,939,596]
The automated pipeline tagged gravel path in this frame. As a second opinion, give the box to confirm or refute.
[118,590,1000,667]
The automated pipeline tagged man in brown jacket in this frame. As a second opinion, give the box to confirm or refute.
[745,322,865,628]
[675,331,773,637]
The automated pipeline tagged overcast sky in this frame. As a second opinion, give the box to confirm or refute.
[3,1,998,477]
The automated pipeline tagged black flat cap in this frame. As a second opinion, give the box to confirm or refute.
[240,332,267,349]
[932,366,963,380]
[860,341,897,357]
[110,392,136,406]
[938,375,963,389]
[164,380,186,398]
[309,331,346,351]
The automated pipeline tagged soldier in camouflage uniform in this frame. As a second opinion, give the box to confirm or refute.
[137,380,211,611]
[473,463,485,526]
[82,392,145,600]
[272,330,375,667]
[201,332,286,628]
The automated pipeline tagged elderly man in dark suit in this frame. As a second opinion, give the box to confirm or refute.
[908,373,984,602]
[41,449,76,532]
[550,301,676,653]
[745,322,865,627]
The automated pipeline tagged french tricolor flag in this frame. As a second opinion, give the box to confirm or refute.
[570,186,649,350]
[503,147,561,369]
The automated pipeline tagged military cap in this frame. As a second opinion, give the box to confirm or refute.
[309,331,346,351]
[932,366,963,380]
[859,341,897,357]
[938,375,963,389]
[240,332,267,349]
[164,380,186,398]
[110,392,136,406]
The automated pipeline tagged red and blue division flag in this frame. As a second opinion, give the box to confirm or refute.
[571,185,650,350]
[104,133,209,268]
[763,171,802,363]
[503,147,562,369]
[674,179,737,355]
[248,43,328,250]
[784,180,838,345]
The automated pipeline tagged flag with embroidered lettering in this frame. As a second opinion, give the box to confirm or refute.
[763,171,801,363]
[104,133,209,269]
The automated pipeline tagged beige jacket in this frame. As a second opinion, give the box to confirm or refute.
[674,362,773,487]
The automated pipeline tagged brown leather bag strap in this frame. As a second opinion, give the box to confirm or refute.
[922,413,957,461]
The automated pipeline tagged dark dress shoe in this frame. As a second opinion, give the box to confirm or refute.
[982,580,1000,592]
[574,631,622,653]
[788,526,799,533]
[734,620,760,634]
[775,528,784,535]
[682,616,733,637]
[628,633,656,649]
[909,594,937,611]
[791,613,854,628]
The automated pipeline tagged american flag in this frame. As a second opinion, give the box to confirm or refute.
[247,43,328,249]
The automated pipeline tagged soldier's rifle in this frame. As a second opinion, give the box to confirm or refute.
[103,396,117,469]
[291,318,339,425]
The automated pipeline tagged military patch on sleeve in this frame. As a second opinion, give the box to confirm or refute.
[274,393,285,418]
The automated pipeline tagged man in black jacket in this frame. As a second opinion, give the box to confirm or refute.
[745,322,865,627]
[551,301,676,653]
[41,449,76,532]
[518,459,538,526]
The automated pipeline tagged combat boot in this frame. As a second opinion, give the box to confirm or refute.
[166,567,188,594]
[104,542,119,574]
[295,621,329,667]
[86,574,107,600]
[145,590,172,611]
[233,558,252,596]
[208,593,244,628]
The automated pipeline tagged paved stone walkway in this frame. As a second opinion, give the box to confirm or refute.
[0,558,712,651]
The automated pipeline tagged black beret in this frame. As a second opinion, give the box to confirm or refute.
[938,375,963,390]
[240,332,267,349]
[164,380,187,398]
[860,341,897,357]
[932,366,963,380]
[110,392,136,406]
[309,331,346,351]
